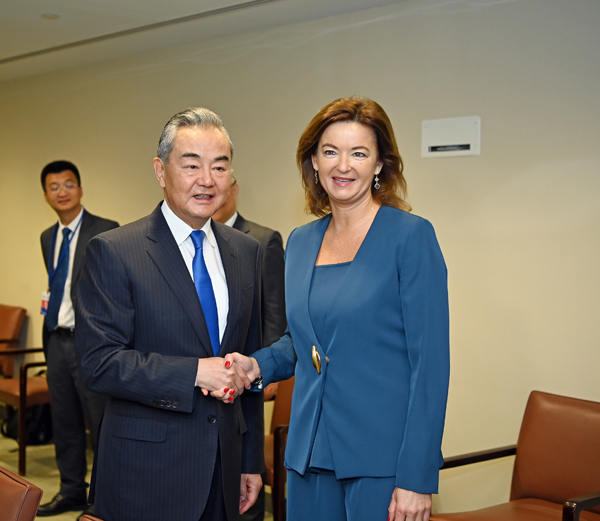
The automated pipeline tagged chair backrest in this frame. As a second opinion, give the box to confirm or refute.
[0,464,43,521]
[510,390,600,513]
[0,304,27,377]
[270,376,295,434]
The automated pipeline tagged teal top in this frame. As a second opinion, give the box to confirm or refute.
[308,261,351,471]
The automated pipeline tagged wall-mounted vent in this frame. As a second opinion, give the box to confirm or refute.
[421,116,480,158]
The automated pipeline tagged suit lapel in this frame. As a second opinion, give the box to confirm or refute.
[43,224,59,272]
[233,214,250,234]
[145,206,214,358]
[287,216,331,350]
[212,222,239,355]
[72,210,93,282]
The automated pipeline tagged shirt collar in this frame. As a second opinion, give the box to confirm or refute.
[223,211,238,228]
[58,206,84,233]
[160,200,217,249]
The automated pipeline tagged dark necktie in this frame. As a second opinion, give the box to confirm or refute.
[46,227,71,330]
[190,230,220,356]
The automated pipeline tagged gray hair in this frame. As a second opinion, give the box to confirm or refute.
[157,107,234,163]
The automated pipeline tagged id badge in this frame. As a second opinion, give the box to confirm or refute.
[41,290,50,316]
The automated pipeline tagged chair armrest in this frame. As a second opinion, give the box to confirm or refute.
[273,424,289,521]
[273,424,289,478]
[20,361,48,404]
[0,338,19,344]
[441,445,517,469]
[563,490,600,521]
[21,361,48,378]
[0,347,45,356]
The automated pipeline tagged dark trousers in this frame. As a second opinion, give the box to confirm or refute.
[199,446,227,521]
[46,330,109,499]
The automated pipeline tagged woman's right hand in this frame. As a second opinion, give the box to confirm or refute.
[224,352,262,384]
[388,487,431,521]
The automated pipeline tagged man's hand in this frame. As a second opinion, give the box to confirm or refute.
[239,473,262,514]
[196,357,250,403]
[388,487,432,521]
[224,352,261,383]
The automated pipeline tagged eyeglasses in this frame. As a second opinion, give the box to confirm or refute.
[47,183,79,193]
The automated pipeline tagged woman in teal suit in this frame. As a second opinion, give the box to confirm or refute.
[230,96,449,521]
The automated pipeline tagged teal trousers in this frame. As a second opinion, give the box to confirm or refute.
[287,469,396,521]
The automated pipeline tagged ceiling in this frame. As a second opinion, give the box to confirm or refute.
[0,0,404,84]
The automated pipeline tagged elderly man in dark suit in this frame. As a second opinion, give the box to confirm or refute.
[75,107,263,521]
[213,174,286,521]
[38,160,118,517]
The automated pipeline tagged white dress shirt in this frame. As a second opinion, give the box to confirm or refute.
[161,201,229,343]
[222,211,238,228]
[53,207,84,329]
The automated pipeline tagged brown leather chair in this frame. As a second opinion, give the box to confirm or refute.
[0,348,50,476]
[265,376,294,521]
[0,464,43,521]
[0,304,27,377]
[432,391,600,521]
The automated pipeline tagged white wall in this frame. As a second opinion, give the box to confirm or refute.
[1,0,599,512]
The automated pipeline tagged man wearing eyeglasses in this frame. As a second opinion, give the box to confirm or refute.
[38,160,118,517]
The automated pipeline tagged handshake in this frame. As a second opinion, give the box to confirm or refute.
[195,352,262,403]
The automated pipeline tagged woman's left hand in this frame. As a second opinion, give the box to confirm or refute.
[388,487,432,521]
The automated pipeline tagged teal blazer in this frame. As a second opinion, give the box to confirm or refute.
[253,205,449,493]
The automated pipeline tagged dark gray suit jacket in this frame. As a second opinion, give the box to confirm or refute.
[41,209,118,350]
[233,214,286,347]
[75,204,264,521]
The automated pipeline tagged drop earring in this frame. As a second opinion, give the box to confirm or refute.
[374,173,380,190]
[314,170,319,183]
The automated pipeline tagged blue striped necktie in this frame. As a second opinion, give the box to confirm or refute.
[190,230,220,356]
[46,227,71,330]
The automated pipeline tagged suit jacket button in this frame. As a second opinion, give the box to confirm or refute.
[152,400,159,406]
[159,400,166,407]
[165,400,172,407]
[172,402,179,408]
[208,415,217,424]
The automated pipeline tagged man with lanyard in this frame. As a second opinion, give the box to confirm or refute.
[38,160,118,518]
